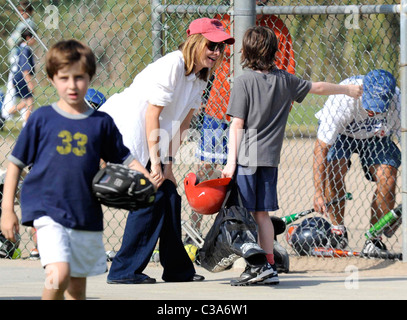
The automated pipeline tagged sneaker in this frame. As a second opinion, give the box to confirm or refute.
[258,264,280,285]
[230,262,277,286]
[329,225,349,249]
[29,248,40,260]
[106,250,116,262]
[362,238,389,258]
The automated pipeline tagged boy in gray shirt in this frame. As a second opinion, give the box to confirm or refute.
[222,26,362,286]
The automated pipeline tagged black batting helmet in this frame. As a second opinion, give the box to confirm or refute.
[290,217,332,256]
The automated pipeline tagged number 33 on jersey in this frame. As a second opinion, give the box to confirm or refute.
[56,130,88,156]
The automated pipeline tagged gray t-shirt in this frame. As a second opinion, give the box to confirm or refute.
[227,69,311,167]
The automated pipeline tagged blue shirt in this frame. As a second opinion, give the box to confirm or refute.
[9,103,132,231]
[11,43,35,84]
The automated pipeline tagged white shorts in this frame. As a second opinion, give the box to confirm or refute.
[33,216,107,278]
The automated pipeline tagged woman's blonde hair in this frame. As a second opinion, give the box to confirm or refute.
[180,34,224,81]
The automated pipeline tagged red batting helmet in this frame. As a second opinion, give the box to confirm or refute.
[184,172,231,215]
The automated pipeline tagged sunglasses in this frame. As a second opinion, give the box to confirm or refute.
[206,41,226,53]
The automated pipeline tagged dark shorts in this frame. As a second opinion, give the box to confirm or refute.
[235,166,279,212]
[13,77,32,99]
[327,135,401,181]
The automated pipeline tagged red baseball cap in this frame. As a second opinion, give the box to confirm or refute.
[187,18,235,44]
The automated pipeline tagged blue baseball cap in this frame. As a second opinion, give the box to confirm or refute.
[362,69,396,113]
[85,88,106,109]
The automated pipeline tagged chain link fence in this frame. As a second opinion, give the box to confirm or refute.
[0,0,403,265]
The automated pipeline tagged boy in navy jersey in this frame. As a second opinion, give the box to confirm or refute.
[0,39,151,300]
[3,28,36,126]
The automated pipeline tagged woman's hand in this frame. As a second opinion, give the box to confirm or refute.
[150,162,164,188]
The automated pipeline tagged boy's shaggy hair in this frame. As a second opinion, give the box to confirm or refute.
[241,26,278,72]
[46,39,96,80]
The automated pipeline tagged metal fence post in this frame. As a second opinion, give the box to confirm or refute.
[232,0,256,78]
[151,0,163,61]
[400,0,407,263]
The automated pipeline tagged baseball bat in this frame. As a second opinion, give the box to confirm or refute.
[312,247,360,258]
[282,192,353,225]
[365,204,402,240]
[383,215,402,238]
[312,247,402,260]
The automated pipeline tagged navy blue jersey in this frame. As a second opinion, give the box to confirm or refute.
[12,44,35,84]
[9,104,132,231]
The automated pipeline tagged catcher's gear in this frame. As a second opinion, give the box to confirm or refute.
[274,240,289,273]
[184,172,231,215]
[270,216,286,238]
[92,163,156,211]
[0,231,20,259]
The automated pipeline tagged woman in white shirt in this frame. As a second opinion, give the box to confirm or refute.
[100,18,234,284]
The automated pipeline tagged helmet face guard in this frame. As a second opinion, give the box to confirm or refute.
[184,172,231,215]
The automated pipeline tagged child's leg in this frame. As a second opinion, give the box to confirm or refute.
[22,97,34,123]
[6,99,24,115]
[236,166,279,267]
[42,262,70,300]
[6,97,33,122]
[65,277,87,300]
[252,211,275,264]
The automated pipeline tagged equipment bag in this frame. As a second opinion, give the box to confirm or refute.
[200,182,267,273]
[0,231,19,259]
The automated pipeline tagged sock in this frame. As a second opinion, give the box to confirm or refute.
[266,253,274,265]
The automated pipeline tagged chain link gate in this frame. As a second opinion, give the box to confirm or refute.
[0,0,403,264]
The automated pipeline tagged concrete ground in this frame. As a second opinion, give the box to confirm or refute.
[1,256,406,301]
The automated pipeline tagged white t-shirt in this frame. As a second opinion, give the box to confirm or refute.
[99,50,207,166]
[315,76,401,145]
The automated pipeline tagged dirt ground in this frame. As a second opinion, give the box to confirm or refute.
[288,256,407,277]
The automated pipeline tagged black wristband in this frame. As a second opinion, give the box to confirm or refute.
[164,156,173,163]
